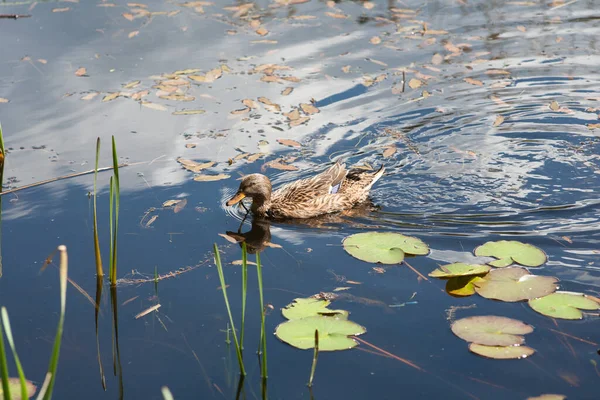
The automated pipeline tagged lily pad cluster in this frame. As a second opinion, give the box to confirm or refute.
[274,297,366,351]
[342,232,429,264]
[451,316,535,359]
[428,240,600,320]
[474,240,547,268]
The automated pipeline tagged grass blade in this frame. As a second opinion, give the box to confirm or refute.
[161,387,174,400]
[42,244,68,400]
[256,252,267,379]
[213,244,245,376]
[109,176,114,281]
[110,136,120,286]
[0,315,11,400]
[0,121,5,189]
[240,243,247,351]
[93,138,103,277]
[94,276,106,390]
[1,307,29,400]
[307,329,319,387]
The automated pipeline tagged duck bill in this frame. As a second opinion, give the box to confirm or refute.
[226,192,246,206]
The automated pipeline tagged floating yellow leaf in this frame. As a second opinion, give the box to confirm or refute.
[265,161,298,171]
[284,109,300,121]
[123,80,141,89]
[408,78,423,89]
[300,103,319,115]
[194,174,230,182]
[0,97,9,103]
[383,146,396,158]
[159,94,195,101]
[242,99,259,109]
[177,158,215,172]
[431,53,443,65]
[493,115,505,127]
[52,7,70,12]
[290,116,310,127]
[256,27,268,36]
[141,102,167,111]
[174,68,201,75]
[281,87,293,96]
[172,109,205,115]
[131,90,149,100]
[370,36,381,45]
[325,12,348,19]
[486,69,511,76]
[102,92,120,102]
[128,31,139,38]
[258,97,281,112]
[277,138,301,147]
[247,153,265,162]
[464,78,484,86]
[230,107,250,114]
[81,92,99,101]
[549,101,560,111]
[75,67,87,77]
[122,12,134,21]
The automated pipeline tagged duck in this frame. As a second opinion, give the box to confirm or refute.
[226,161,385,219]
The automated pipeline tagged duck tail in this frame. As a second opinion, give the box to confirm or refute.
[370,164,385,186]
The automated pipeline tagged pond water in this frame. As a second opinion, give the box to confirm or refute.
[1,0,599,399]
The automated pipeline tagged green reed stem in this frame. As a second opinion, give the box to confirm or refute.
[0,121,5,189]
[256,252,267,379]
[161,387,174,400]
[42,245,68,400]
[0,314,12,400]
[240,243,248,351]
[1,308,29,400]
[109,136,120,286]
[93,137,103,278]
[213,243,246,376]
[307,329,319,388]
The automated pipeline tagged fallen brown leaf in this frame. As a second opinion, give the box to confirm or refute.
[300,103,319,115]
[75,67,87,77]
[277,138,301,147]
[464,78,484,86]
[281,87,293,96]
[141,102,167,111]
[493,115,505,127]
[383,146,396,158]
[289,116,310,127]
[128,31,139,38]
[370,36,381,45]
[177,158,215,173]
[172,109,205,115]
[325,12,348,19]
[194,174,230,182]
[549,101,560,111]
[81,92,99,101]
[242,99,259,109]
[408,78,423,89]
[52,7,70,12]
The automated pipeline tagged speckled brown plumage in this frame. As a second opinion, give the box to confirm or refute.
[226,161,385,219]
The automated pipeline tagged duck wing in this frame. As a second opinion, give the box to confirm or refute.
[272,161,348,204]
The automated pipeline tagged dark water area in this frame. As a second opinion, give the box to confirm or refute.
[1,0,600,399]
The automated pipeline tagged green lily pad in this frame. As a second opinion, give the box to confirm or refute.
[0,378,37,399]
[527,395,566,400]
[275,315,366,351]
[474,240,547,267]
[451,315,533,346]
[429,263,490,278]
[446,276,485,297]
[469,343,535,359]
[528,291,600,320]
[342,232,429,264]
[474,267,558,302]
[282,297,348,320]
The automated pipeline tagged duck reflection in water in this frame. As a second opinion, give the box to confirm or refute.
[225,199,382,254]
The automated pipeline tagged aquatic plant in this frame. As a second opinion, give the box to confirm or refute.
[213,243,246,376]
[0,245,68,400]
[92,138,103,278]
[109,136,120,286]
